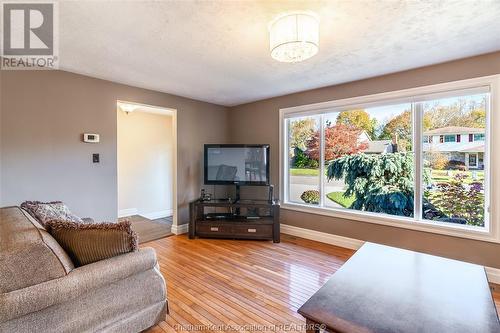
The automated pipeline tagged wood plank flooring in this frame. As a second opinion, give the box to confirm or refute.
[144,234,500,332]
[119,215,173,244]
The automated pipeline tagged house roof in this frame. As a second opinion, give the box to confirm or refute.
[364,140,390,153]
[423,142,484,153]
[460,145,485,153]
[423,126,484,135]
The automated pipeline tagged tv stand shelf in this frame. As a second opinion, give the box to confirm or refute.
[189,199,280,243]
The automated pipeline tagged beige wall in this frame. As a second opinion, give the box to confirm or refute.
[117,110,173,218]
[228,51,500,268]
[0,70,228,222]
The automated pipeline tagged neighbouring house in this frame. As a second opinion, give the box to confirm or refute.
[357,131,391,154]
[423,126,485,169]
[364,138,392,154]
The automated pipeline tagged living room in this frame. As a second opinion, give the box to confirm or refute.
[1,1,500,332]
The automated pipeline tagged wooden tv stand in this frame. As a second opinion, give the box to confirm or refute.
[189,199,280,243]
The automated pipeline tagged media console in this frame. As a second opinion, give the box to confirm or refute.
[189,199,280,243]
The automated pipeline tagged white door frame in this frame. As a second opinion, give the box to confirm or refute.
[116,101,178,231]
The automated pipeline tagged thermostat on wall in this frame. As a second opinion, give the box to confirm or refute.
[83,133,100,143]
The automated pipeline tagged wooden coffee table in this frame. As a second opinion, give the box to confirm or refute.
[298,242,500,333]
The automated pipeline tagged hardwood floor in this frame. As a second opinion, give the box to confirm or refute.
[144,234,500,332]
[119,215,173,244]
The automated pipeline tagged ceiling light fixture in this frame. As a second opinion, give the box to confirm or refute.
[269,11,320,63]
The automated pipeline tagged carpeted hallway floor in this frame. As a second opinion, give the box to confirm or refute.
[119,215,173,244]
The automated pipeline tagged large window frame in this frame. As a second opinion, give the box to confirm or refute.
[279,75,500,243]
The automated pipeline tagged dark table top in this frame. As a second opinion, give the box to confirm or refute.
[298,242,500,333]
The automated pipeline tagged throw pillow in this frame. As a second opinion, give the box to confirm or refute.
[21,201,83,227]
[46,220,138,266]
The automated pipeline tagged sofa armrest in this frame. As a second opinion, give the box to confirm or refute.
[0,247,160,322]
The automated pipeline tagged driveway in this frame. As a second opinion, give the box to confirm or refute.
[288,175,346,208]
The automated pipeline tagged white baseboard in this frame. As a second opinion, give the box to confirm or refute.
[118,208,138,218]
[171,223,188,235]
[281,223,500,284]
[140,209,173,220]
[281,224,364,250]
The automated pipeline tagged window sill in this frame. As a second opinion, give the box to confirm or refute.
[281,202,499,244]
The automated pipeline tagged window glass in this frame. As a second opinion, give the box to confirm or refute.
[474,133,485,141]
[422,93,487,227]
[323,104,414,217]
[287,116,320,205]
[444,135,456,142]
[283,89,490,232]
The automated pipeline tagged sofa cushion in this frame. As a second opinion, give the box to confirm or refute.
[20,208,45,230]
[0,248,161,323]
[46,220,138,266]
[0,207,74,293]
[20,201,83,227]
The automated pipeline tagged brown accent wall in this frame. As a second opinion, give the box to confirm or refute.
[0,70,228,222]
[228,51,500,268]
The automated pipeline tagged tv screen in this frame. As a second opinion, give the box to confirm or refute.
[204,144,270,185]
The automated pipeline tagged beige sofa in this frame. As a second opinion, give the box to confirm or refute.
[0,206,168,333]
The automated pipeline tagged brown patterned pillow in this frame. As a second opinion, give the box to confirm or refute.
[21,201,83,227]
[46,220,138,266]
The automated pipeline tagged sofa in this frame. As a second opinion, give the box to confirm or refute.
[0,206,168,333]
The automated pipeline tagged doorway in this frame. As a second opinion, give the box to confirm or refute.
[116,101,178,242]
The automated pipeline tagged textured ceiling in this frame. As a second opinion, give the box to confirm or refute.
[60,1,500,106]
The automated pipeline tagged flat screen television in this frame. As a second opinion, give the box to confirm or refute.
[204,144,270,185]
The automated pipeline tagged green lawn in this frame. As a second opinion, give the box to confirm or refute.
[290,168,320,176]
[326,191,355,208]
[427,169,484,184]
[291,167,484,185]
